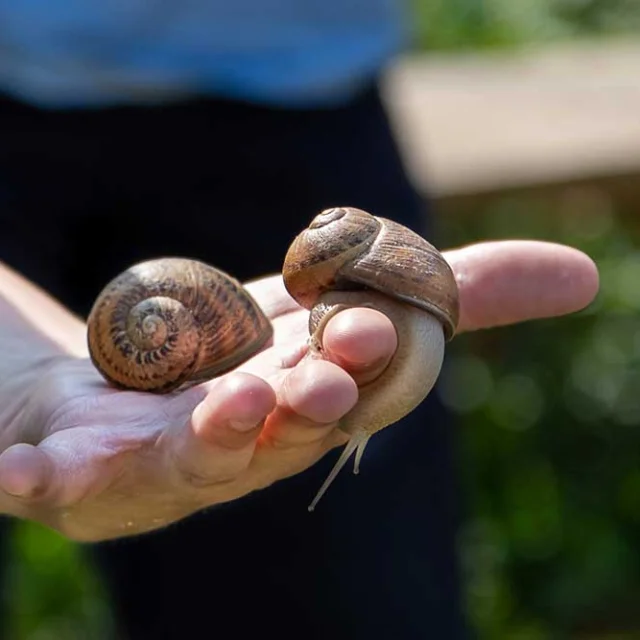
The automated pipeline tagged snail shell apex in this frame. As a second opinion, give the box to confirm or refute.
[282,207,459,340]
[87,258,273,393]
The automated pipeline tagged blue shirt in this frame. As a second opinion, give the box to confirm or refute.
[0,0,408,108]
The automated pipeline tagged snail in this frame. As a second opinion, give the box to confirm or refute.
[86,207,459,510]
[282,207,459,510]
[87,257,273,393]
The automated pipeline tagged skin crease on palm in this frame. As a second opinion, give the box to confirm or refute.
[0,240,599,541]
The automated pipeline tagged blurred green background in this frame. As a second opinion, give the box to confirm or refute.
[5,1,640,638]
[412,0,640,50]
[439,187,640,639]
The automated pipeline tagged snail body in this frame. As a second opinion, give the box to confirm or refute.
[87,258,272,393]
[282,207,459,509]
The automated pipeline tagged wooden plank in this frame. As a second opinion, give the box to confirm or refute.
[382,39,640,197]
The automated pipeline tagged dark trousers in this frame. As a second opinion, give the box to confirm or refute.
[0,84,467,639]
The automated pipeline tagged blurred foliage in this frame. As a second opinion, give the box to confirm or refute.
[436,185,640,638]
[2,520,113,639]
[411,0,640,50]
[4,1,640,639]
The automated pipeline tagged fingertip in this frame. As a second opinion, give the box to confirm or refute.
[540,243,601,315]
[323,308,398,385]
[572,249,600,310]
[282,359,358,424]
[324,308,398,363]
[192,373,276,439]
[0,443,50,499]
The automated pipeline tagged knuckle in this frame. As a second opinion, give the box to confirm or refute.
[168,449,242,490]
[175,465,219,489]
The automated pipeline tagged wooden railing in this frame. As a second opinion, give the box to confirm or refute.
[382,39,640,203]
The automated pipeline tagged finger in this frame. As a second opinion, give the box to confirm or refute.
[445,241,599,332]
[164,373,276,487]
[258,358,358,451]
[321,308,398,386]
[0,444,58,522]
[0,428,139,510]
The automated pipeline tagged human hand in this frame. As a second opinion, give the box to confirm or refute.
[0,241,598,541]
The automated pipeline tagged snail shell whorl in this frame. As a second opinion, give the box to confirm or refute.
[87,258,273,393]
[282,207,459,339]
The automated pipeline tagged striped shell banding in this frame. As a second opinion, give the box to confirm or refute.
[87,258,272,393]
[282,206,459,339]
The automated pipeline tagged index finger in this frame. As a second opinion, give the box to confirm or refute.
[445,240,599,333]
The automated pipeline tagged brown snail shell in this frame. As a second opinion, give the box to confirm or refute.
[282,206,459,340]
[87,258,273,393]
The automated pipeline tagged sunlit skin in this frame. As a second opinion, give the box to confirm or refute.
[0,241,598,541]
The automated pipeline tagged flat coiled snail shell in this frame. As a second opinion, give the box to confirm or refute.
[87,258,272,393]
[282,206,459,509]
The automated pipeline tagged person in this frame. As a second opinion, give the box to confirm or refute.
[0,3,600,638]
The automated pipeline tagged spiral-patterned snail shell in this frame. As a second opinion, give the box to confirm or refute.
[282,206,459,338]
[282,206,460,510]
[87,258,273,393]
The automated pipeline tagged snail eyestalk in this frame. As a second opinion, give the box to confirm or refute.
[308,432,370,512]
[353,436,368,475]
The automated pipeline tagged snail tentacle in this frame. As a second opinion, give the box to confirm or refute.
[308,432,370,512]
